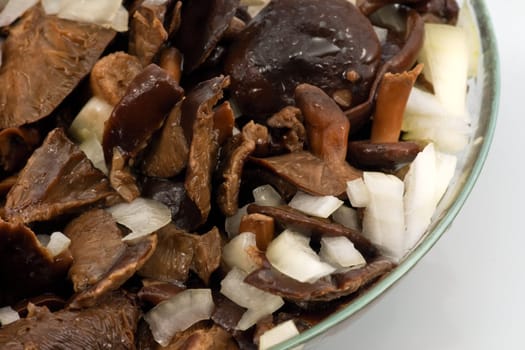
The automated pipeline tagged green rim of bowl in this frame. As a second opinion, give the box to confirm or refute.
[272,1,500,349]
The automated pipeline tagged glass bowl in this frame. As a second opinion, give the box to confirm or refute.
[272,0,500,348]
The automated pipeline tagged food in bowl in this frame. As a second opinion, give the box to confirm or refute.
[0,0,482,348]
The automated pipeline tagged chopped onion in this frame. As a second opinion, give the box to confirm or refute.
[0,0,38,27]
[69,96,114,144]
[109,5,129,33]
[457,0,481,77]
[46,231,71,257]
[331,205,360,231]
[259,320,302,350]
[41,0,65,15]
[362,172,405,261]
[106,198,172,242]
[240,0,269,17]
[0,0,7,12]
[144,289,214,347]
[220,267,284,331]
[346,178,370,207]
[403,143,437,251]
[222,232,261,273]
[266,230,335,283]
[252,185,284,207]
[78,135,108,174]
[434,151,457,205]
[319,236,365,271]
[417,23,469,114]
[225,204,249,238]
[0,306,19,327]
[288,191,343,219]
[373,25,388,44]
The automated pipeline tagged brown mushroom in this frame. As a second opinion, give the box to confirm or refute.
[138,280,186,306]
[5,128,115,224]
[239,213,275,251]
[0,127,39,175]
[266,106,306,153]
[348,140,422,170]
[159,46,183,83]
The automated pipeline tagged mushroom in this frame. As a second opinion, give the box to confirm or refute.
[225,0,381,119]
[0,127,39,175]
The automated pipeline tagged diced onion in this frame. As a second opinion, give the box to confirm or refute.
[69,96,114,144]
[266,230,335,283]
[222,232,261,273]
[106,198,172,242]
[319,236,365,271]
[0,0,38,27]
[434,151,457,206]
[225,204,249,238]
[288,191,343,219]
[220,267,284,331]
[41,0,65,15]
[346,178,370,207]
[240,0,269,17]
[259,320,302,350]
[0,306,19,326]
[109,5,129,33]
[362,172,405,261]
[457,0,481,77]
[78,135,108,175]
[46,231,71,257]
[252,185,284,207]
[144,289,214,347]
[331,205,360,231]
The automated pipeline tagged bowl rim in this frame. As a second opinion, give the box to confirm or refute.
[272,0,501,348]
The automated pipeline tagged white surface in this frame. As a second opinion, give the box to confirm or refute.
[326,1,525,349]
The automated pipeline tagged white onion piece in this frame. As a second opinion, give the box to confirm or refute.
[78,135,108,174]
[110,5,129,33]
[319,236,365,271]
[225,204,248,238]
[144,289,214,347]
[252,185,284,207]
[143,0,169,5]
[41,0,65,15]
[331,205,360,231]
[403,144,437,251]
[346,178,370,207]
[69,96,114,143]
[0,306,19,326]
[362,172,405,261]
[0,0,7,12]
[56,0,128,32]
[266,230,335,283]
[222,232,260,273]
[373,25,388,44]
[0,0,38,27]
[106,198,171,242]
[240,0,269,17]
[46,232,71,257]
[288,191,343,219]
[434,151,457,205]
[259,320,302,350]
[457,0,481,77]
[220,267,284,330]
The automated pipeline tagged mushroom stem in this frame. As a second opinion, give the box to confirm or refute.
[370,64,423,143]
[159,47,183,84]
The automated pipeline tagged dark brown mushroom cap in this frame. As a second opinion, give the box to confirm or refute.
[0,127,40,175]
[245,257,394,302]
[4,128,115,224]
[175,0,241,72]
[348,140,421,170]
[0,292,141,349]
[102,64,184,163]
[0,4,115,129]
[224,0,381,118]
[0,220,72,306]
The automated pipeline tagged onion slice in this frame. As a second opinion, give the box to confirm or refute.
[346,178,370,207]
[69,96,114,144]
[319,236,366,271]
[222,232,261,273]
[220,267,284,331]
[144,289,214,347]
[225,204,249,238]
[331,205,360,231]
[259,320,302,350]
[46,231,71,257]
[0,306,19,326]
[252,185,284,207]
[106,198,172,242]
[266,230,335,283]
[0,0,38,27]
[288,191,343,219]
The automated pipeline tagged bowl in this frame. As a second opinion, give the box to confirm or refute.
[273,1,500,348]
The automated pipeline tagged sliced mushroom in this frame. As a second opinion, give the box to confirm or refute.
[246,204,378,258]
[0,220,72,306]
[0,4,116,129]
[245,257,394,302]
[218,121,269,216]
[212,293,247,332]
[182,75,230,225]
[175,0,241,72]
[266,106,306,153]
[348,140,422,170]
[0,292,141,349]
[190,227,223,285]
[0,127,39,175]
[109,148,141,202]
[159,46,183,83]
[5,128,115,224]
[138,280,186,306]
[213,101,235,145]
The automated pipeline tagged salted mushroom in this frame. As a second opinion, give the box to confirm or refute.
[0,4,116,129]
[0,292,141,349]
[0,127,39,175]
[4,128,115,224]
[175,0,240,72]
[0,220,72,306]
[245,257,394,302]
[225,0,381,118]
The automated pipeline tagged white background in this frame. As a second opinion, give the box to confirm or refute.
[325,1,525,349]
